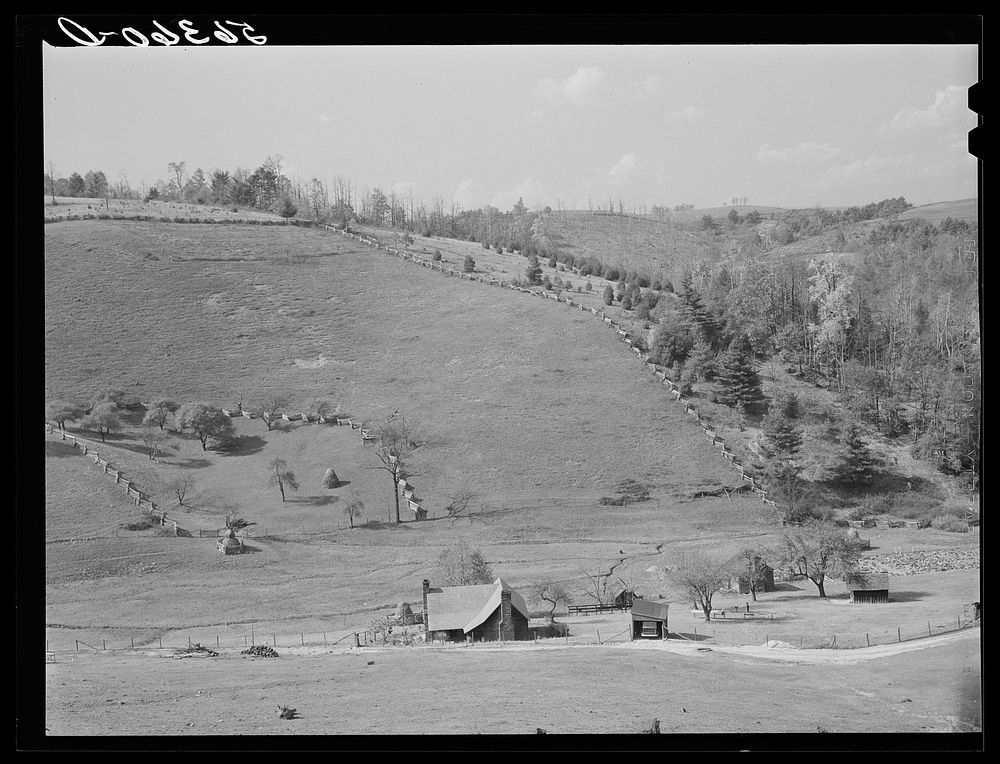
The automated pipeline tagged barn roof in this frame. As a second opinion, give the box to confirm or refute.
[846,572,889,590]
[630,598,669,621]
[425,578,528,634]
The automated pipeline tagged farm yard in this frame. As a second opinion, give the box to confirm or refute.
[42,214,980,737]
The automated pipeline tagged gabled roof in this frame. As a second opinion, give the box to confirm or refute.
[630,598,669,621]
[425,578,528,634]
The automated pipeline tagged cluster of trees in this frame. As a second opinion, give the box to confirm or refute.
[666,522,868,620]
[45,169,112,203]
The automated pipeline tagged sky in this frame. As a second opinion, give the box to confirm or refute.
[42,43,979,212]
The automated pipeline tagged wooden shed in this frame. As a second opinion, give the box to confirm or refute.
[630,598,669,640]
[846,572,889,604]
[737,559,775,595]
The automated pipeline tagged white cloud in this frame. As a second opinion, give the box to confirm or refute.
[631,75,661,101]
[756,141,841,164]
[490,177,547,211]
[608,153,638,178]
[819,153,920,185]
[535,67,607,107]
[877,85,973,136]
[453,179,480,210]
[317,112,334,126]
[664,106,704,124]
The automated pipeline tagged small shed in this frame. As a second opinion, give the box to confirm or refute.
[217,528,244,555]
[737,559,775,595]
[846,571,889,604]
[630,598,669,640]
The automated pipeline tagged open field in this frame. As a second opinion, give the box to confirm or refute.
[43,216,981,737]
[44,628,980,736]
[897,198,978,225]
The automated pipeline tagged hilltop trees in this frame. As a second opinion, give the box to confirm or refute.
[176,403,233,451]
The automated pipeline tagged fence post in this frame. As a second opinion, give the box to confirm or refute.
[301,633,304,646]
[597,630,601,645]
[75,640,79,652]
[897,626,901,643]
[217,636,220,650]
[866,633,870,647]
[273,634,276,647]
[131,638,134,650]
[928,622,931,637]
[323,632,327,645]
[103,639,106,650]
[159,637,162,649]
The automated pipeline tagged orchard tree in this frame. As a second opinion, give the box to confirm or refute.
[142,399,178,431]
[780,522,864,598]
[463,254,476,273]
[737,545,776,602]
[170,474,195,506]
[268,458,300,502]
[309,398,336,422]
[85,402,122,442]
[603,284,614,305]
[436,544,495,586]
[46,400,84,431]
[666,551,735,621]
[176,403,233,450]
[526,253,542,285]
[139,425,174,460]
[343,489,364,529]
[533,581,572,621]
[250,396,286,431]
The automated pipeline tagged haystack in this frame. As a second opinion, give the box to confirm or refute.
[394,601,416,625]
[322,468,340,489]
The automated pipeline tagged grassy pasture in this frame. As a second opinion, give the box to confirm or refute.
[897,198,978,225]
[45,219,776,645]
[44,196,285,223]
[42,217,980,735]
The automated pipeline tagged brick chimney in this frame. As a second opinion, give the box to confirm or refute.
[422,579,430,637]
[499,588,514,641]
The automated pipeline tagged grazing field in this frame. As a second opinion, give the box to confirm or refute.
[897,198,978,225]
[43,217,980,737]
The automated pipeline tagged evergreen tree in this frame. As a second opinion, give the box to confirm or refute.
[67,172,86,197]
[602,284,614,305]
[838,421,878,483]
[686,339,717,382]
[678,271,718,343]
[715,335,765,414]
[526,253,542,285]
[761,409,803,460]
[463,254,476,273]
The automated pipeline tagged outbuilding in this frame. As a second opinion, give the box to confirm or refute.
[846,571,889,604]
[630,598,669,640]
[422,578,530,642]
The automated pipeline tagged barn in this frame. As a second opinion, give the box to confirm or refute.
[736,558,775,595]
[630,598,669,640]
[421,578,530,642]
[846,572,890,604]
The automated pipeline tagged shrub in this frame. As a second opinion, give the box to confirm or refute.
[930,515,969,533]
[585,281,592,292]
[433,250,442,261]
[463,254,476,273]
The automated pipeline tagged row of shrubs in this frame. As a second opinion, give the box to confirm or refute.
[847,491,972,532]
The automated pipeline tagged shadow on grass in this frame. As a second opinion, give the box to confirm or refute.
[286,495,341,507]
[45,440,79,458]
[356,520,411,531]
[166,456,213,469]
[886,590,932,603]
[668,632,713,642]
[217,435,267,456]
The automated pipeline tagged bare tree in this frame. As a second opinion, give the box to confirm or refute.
[343,489,364,529]
[309,398,335,422]
[268,458,299,503]
[170,474,195,507]
[139,425,175,460]
[533,581,572,621]
[443,488,478,523]
[579,555,624,606]
[666,551,737,621]
[225,510,256,531]
[737,545,776,602]
[371,412,421,525]
[250,396,286,431]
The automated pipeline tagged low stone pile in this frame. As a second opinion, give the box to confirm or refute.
[178,643,219,657]
[241,645,279,658]
[856,546,980,575]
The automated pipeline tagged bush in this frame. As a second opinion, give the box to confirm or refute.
[531,622,570,639]
[463,254,476,273]
[433,250,442,261]
[930,515,969,533]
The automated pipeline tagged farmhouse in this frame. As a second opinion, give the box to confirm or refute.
[630,598,669,640]
[421,578,530,642]
[846,571,890,604]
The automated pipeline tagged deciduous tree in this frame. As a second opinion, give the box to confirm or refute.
[176,403,233,451]
[780,522,864,598]
[666,551,735,621]
[268,458,299,502]
[46,400,84,431]
[436,544,495,586]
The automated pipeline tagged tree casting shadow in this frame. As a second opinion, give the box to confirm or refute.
[217,435,267,456]
[286,495,340,507]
